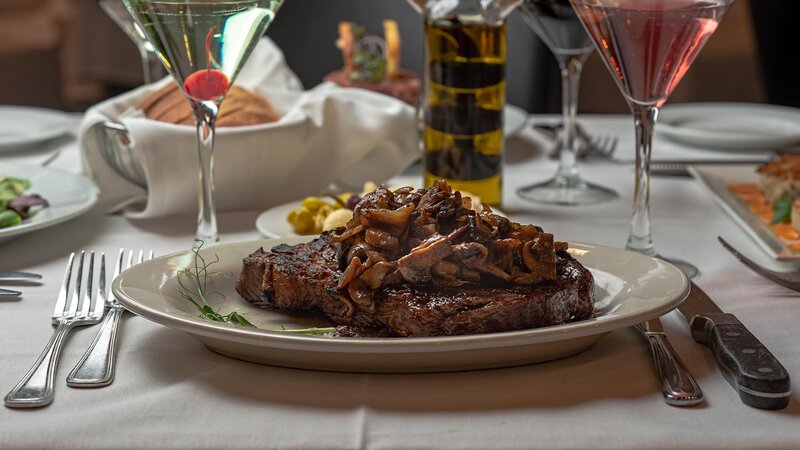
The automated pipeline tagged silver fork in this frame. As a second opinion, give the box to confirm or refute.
[577,134,619,159]
[718,237,800,292]
[634,318,703,406]
[4,252,105,408]
[67,249,153,387]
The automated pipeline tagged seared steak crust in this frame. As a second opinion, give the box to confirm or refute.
[235,233,594,337]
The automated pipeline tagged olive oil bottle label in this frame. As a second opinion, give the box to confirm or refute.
[423,20,506,206]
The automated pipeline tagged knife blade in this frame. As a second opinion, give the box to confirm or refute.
[677,283,791,409]
[635,318,704,406]
[0,271,41,281]
[626,159,771,177]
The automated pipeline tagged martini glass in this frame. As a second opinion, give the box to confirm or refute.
[98,0,163,84]
[516,0,617,205]
[122,0,284,242]
[570,0,732,277]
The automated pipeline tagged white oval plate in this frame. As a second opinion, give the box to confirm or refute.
[657,102,800,152]
[113,238,689,373]
[0,163,99,241]
[0,106,75,150]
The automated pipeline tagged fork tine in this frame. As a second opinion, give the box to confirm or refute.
[91,254,106,319]
[137,250,144,265]
[607,136,619,156]
[80,252,94,318]
[67,252,84,317]
[126,250,134,271]
[53,253,75,319]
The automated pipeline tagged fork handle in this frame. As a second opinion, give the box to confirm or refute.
[67,305,125,387]
[643,332,704,407]
[4,322,72,408]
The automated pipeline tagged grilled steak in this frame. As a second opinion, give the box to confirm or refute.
[236,233,594,336]
[236,181,594,337]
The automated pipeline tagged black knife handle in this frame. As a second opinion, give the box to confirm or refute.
[690,313,791,410]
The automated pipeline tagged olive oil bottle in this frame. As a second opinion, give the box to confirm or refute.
[423,19,507,206]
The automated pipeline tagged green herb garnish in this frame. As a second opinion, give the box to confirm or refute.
[350,48,387,83]
[0,176,47,228]
[771,195,793,225]
[178,241,340,335]
[177,240,255,327]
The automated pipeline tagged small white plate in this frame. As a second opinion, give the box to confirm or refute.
[256,200,303,238]
[0,106,75,150]
[113,237,689,373]
[504,104,528,137]
[0,163,99,241]
[658,103,800,152]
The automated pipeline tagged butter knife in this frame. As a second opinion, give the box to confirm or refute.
[0,271,41,281]
[635,318,704,406]
[677,283,791,409]
[635,159,771,177]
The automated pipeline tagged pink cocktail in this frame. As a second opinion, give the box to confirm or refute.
[571,0,732,277]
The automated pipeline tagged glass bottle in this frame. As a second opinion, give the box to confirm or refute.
[409,0,521,206]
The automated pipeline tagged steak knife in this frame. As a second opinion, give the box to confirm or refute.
[677,283,791,409]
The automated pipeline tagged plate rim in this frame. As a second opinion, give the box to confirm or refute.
[113,237,690,354]
[0,162,99,240]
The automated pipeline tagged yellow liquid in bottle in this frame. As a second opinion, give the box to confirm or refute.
[422,20,507,206]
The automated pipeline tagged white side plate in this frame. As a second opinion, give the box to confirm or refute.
[658,103,800,152]
[113,238,689,373]
[0,163,99,241]
[504,104,528,137]
[0,106,75,149]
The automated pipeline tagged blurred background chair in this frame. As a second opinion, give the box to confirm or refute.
[0,0,770,113]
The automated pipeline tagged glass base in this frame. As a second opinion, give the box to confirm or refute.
[628,244,700,279]
[661,255,700,279]
[517,176,618,206]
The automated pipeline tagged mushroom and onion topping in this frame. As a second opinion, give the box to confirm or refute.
[329,181,568,314]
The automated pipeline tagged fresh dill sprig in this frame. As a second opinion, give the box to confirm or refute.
[177,240,255,328]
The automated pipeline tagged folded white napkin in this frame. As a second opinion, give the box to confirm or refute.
[80,37,419,218]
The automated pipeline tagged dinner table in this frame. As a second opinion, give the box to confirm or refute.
[0,109,798,450]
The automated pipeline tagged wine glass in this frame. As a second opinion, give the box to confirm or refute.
[98,0,163,84]
[570,0,733,277]
[122,0,284,242]
[516,0,617,205]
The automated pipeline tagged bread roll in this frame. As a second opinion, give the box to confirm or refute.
[140,83,279,126]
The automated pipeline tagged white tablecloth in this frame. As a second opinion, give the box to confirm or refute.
[1,113,799,450]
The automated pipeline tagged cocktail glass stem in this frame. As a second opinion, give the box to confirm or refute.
[626,105,698,277]
[554,58,582,182]
[190,99,220,243]
[626,105,657,256]
[139,45,162,84]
